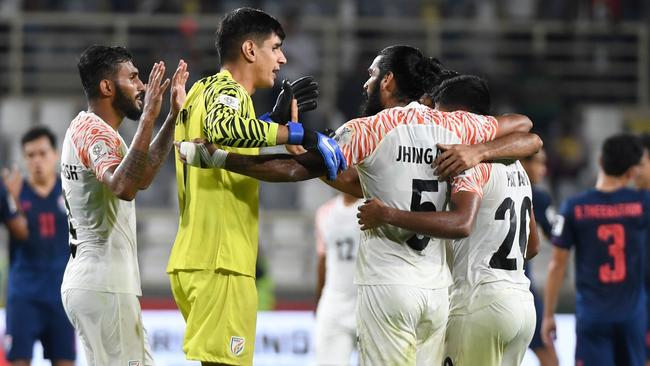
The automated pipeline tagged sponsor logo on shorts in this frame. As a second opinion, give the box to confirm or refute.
[230,336,245,356]
[128,361,141,366]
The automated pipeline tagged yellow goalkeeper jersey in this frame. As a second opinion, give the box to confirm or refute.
[167,70,279,277]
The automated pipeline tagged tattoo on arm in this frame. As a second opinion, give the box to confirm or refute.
[123,149,148,183]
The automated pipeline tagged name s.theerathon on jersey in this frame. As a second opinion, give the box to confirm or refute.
[395,145,437,164]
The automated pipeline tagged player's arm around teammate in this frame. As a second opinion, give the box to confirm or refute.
[102,60,188,200]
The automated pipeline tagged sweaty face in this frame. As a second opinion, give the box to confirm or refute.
[111,61,145,120]
[23,136,58,183]
[634,149,650,189]
[361,56,385,117]
[253,33,286,90]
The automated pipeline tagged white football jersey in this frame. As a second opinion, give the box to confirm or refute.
[315,195,361,311]
[60,111,141,295]
[449,161,532,313]
[335,102,498,288]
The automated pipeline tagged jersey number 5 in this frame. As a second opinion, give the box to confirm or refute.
[406,179,438,251]
[598,223,626,283]
[490,197,532,270]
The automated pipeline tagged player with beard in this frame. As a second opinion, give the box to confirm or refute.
[177,45,541,365]
[60,45,188,365]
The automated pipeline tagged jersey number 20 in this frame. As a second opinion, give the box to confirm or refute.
[490,197,532,270]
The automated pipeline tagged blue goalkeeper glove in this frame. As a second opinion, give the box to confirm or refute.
[285,122,346,180]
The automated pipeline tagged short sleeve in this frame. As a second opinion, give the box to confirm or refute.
[551,200,575,249]
[452,163,492,198]
[444,110,498,145]
[334,112,390,166]
[71,116,123,181]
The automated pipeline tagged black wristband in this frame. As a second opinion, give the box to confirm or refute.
[302,129,319,149]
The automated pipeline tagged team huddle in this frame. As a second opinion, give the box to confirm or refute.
[0,5,649,366]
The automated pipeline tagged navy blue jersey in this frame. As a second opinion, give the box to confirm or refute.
[552,187,650,321]
[8,178,70,302]
[532,186,553,238]
[0,182,18,224]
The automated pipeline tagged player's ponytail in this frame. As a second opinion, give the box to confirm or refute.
[377,45,443,103]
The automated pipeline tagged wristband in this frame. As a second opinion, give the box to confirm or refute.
[259,112,273,123]
[287,122,305,145]
[179,141,228,168]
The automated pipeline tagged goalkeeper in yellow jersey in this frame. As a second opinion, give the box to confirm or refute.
[168,7,345,366]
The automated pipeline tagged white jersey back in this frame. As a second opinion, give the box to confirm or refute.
[60,111,141,295]
[449,161,532,313]
[315,195,361,305]
[335,102,498,288]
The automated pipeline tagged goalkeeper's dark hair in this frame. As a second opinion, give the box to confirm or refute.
[434,75,491,115]
[601,133,643,176]
[216,7,285,64]
[78,45,133,100]
[376,45,442,104]
[21,126,57,148]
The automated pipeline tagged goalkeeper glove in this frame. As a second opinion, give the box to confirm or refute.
[261,76,319,124]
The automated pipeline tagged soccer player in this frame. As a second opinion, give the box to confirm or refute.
[633,133,650,366]
[167,8,342,366]
[60,45,188,365]
[357,74,540,366]
[314,193,362,366]
[543,133,648,366]
[521,148,559,366]
[178,46,541,365]
[1,127,76,366]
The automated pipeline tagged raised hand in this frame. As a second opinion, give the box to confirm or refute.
[291,76,318,114]
[169,60,189,116]
[357,198,388,230]
[434,143,483,179]
[268,80,294,124]
[142,61,171,122]
[1,165,23,202]
[315,133,346,180]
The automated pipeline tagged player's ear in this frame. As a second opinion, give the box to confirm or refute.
[381,72,395,93]
[241,39,256,63]
[98,79,114,98]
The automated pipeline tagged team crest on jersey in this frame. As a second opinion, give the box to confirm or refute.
[127,361,141,366]
[230,336,245,356]
[334,126,354,146]
[218,94,240,111]
[91,141,108,163]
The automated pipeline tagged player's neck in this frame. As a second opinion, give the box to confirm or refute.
[221,64,255,95]
[595,173,628,192]
[342,194,358,206]
[28,174,56,197]
[87,102,125,131]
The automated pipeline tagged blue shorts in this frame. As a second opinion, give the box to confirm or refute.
[576,310,645,366]
[5,297,76,361]
[527,285,544,350]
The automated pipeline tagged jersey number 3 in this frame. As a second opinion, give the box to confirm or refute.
[598,223,626,283]
[490,197,531,270]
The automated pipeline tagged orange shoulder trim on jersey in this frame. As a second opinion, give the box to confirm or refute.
[452,163,492,198]
[70,113,123,181]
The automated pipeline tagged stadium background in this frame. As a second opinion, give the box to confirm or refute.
[0,0,649,364]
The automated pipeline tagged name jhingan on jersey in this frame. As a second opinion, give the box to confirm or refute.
[506,170,531,187]
[395,145,438,164]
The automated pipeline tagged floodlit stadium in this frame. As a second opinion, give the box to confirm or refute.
[0,1,649,365]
